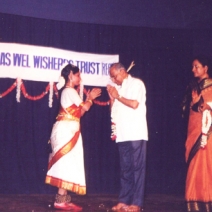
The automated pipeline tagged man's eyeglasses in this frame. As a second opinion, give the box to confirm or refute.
[110,72,120,80]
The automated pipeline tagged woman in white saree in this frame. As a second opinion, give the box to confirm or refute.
[45,64,101,211]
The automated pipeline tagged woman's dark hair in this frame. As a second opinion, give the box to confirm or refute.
[192,55,212,77]
[182,55,212,120]
[61,64,80,84]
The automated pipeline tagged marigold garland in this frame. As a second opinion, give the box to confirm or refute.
[0,79,110,106]
[93,99,110,106]
[21,83,50,100]
[53,83,59,99]
[77,86,110,106]
[0,81,17,98]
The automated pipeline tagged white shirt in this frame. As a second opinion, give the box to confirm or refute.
[112,75,148,142]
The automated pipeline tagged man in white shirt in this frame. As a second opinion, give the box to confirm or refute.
[107,63,148,212]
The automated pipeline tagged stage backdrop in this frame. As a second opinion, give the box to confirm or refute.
[0,43,118,86]
[0,12,212,195]
[0,42,118,108]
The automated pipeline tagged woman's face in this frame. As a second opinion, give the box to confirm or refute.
[192,59,208,80]
[69,71,81,86]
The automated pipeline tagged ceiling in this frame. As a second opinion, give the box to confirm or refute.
[0,0,211,29]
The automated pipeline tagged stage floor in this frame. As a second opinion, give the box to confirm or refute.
[0,193,185,212]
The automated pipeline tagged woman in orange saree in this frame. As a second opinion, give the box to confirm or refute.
[183,56,212,212]
[45,64,101,211]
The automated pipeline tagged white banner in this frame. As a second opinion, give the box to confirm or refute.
[0,43,119,86]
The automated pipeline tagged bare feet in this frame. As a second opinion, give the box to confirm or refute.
[122,205,142,212]
[112,203,128,211]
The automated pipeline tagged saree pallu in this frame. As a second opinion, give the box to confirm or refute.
[45,105,86,195]
[185,83,212,211]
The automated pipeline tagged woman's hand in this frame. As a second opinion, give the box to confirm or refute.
[191,90,201,104]
[198,103,211,112]
[86,88,101,100]
[81,88,101,115]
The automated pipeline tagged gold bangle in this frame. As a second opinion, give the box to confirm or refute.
[87,99,93,105]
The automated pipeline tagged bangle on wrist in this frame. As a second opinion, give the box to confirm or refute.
[87,99,93,105]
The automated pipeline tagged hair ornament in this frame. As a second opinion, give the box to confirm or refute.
[79,80,84,100]
[56,76,65,90]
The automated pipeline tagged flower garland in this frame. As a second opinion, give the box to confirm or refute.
[0,78,58,107]
[53,83,59,99]
[80,87,110,106]
[109,61,136,141]
[93,99,110,106]
[21,83,50,101]
[0,78,111,107]
[16,78,22,102]
[109,98,118,141]
[79,81,84,100]
[0,81,17,98]
[48,82,54,108]
[201,109,212,148]
[110,98,118,141]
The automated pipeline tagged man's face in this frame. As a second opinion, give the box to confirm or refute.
[110,68,123,85]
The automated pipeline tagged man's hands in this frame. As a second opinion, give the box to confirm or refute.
[106,85,119,100]
[106,84,139,109]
